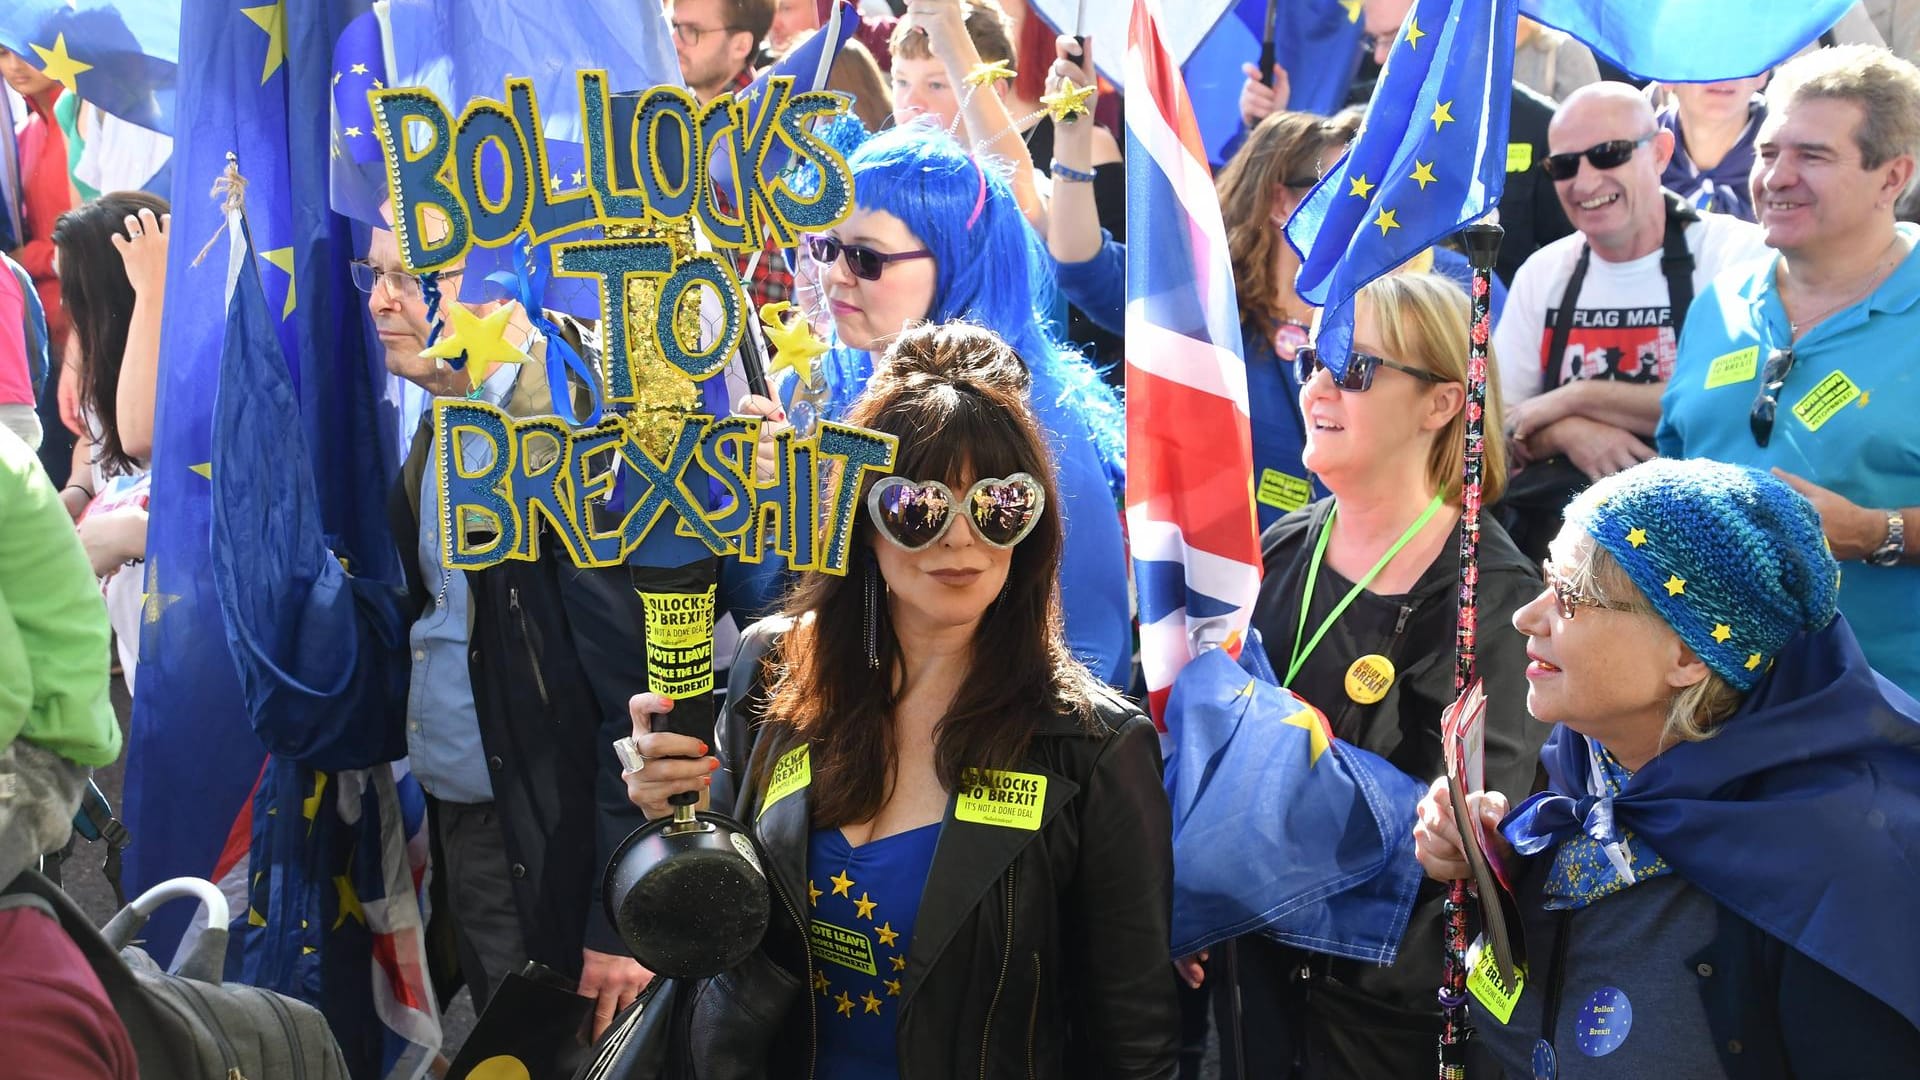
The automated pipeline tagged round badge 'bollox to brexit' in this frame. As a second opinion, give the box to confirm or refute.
[1345,654,1396,704]
[1576,986,1633,1057]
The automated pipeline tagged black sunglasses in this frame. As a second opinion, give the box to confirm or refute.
[1296,345,1452,392]
[1540,133,1657,181]
[1749,346,1797,447]
[804,234,935,282]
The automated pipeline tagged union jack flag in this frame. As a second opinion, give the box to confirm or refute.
[1124,0,1262,723]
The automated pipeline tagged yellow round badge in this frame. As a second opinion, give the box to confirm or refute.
[1345,654,1396,704]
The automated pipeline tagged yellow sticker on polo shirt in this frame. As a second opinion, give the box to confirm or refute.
[1257,469,1314,513]
[1790,370,1862,432]
[1703,346,1759,389]
[956,770,1047,830]
[1506,143,1533,173]
[1345,654,1396,704]
[1467,936,1525,1025]
[761,744,811,815]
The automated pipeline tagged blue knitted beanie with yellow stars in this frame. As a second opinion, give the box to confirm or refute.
[1564,458,1839,691]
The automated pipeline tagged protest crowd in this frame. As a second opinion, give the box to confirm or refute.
[0,0,1916,1078]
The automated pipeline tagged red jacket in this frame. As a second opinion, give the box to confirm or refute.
[12,88,75,347]
[0,906,138,1080]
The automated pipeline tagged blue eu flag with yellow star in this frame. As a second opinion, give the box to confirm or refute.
[1285,0,1515,376]
[0,0,177,133]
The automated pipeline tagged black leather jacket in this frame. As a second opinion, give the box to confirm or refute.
[647,617,1179,1079]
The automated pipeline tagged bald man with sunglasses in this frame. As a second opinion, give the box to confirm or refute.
[1490,83,1767,559]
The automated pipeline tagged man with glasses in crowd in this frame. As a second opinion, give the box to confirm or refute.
[356,217,653,1039]
[1659,45,1920,697]
[1489,81,1767,559]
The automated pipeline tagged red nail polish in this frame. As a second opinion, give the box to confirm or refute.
[708,758,720,772]
[702,776,712,787]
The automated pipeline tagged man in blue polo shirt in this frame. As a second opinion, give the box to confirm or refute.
[1659,44,1920,696]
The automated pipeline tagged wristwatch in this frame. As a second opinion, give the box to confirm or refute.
[1867,510,1906,567]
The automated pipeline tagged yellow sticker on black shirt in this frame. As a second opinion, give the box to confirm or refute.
[1703,346,1759,389]
[1257,469,1313,513]
[1791,370,1862,432]
[762,744,811,815]
[1505,143,1533,173]
[956,770,1047,830]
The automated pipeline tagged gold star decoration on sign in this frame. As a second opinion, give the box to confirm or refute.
[420,303,528,384]
[1409,161,1437,190]
[760,300,830,387]
[875,922,899,947]
[1712,624,1732,644]
[241,2,287,85]
[31,34,93,95]
[1404,17,1426,48]
[853,891,877,920]
[1665,575,1687,596]
[1348,174,1375,200]
[1626,527,1648,547]
[807,880,822,906]
[1374,208,1401,237]
[1040,80,1098,123]
[1430,100,1456,131]
[964,59,1016,87]
[834,991,855,1017]
[830,870,855,896]
[862,991,883,1015]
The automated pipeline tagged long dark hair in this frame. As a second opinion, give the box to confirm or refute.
[764,322,1098,828]
[53,191,168,476]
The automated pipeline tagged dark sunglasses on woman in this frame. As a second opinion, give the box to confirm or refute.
[1539,132,1657,181]
[1295,345,1452,392]
[804,234,935,282]
[866,474,1045,551]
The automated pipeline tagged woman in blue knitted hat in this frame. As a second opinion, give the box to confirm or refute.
[1415,456,1920,1078]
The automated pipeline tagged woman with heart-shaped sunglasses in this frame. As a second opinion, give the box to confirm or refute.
[624,322,1178,1077]
[739,123,1133,691]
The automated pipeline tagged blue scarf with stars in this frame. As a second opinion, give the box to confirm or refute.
[1500,616,1920,1029]
[1510,738,1674,910]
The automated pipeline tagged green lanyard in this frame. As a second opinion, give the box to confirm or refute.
[1286,494,1445,688]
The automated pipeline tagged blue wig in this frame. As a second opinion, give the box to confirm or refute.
[816,124,1125,494]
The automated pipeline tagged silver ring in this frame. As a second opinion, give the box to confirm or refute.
[127,229,143,238]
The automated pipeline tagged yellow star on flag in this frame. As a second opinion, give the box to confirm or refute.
[835,991,855,1017]
[964,59,1016,87]
[1283,707,1330,766]
[1374,208,1401,237]
[830,870,855,896]
[31,34,93,95]
[1339,0,1363,21]
[332,71,342,86]
[807,880,822,906]
[259,247,297,319]
[862,991,884,1014]
[1711,624,1732,644]
[875,922,899,947]
[760,301,830,387]
[241,3,288,84]
[420,303,528,384]
[890,954,907,971]
[372,79,383,89]
[303,772,330,822]
[1039,80,1097,124]
[189,462,213,479]
[853,891,877,920]
[813,971,830,995]
[343,126,363,138]
[884,978,902,996]
[1626,527,1648,547]
[350,62,369,75]
[1404,17,1426,48]
[332,875,367,929]
[1348,174,1375,200]
[1745,653,1763,671]
[1665,575,1686,596]
[1430,100,1455,131]
[1409,161,1437,189]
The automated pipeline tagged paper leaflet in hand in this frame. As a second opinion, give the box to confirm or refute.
[1441,679,1517,988]
[82,470,152,519]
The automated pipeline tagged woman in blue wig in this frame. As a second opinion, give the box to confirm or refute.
[763,122,1131,686]
[1415,457,1920,1077]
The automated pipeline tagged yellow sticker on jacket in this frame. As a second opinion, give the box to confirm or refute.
[1791,370,1862,432]
[1257,469,1313,513]
[1466,937,1525,1025]
[956,770,1047,830]
[761,744,810,815]
[1506,143,1533,173]
[1702,346,1759,390]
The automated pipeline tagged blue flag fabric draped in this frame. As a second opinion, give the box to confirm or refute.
[0,0,177,134]
[1185,0,1367,165]
[1501,615,1920,1030]
[1522,0,1858,81]
[1285,0,1514,377]
[1163,635,1425,961]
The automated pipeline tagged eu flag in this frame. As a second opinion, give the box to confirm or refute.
[1285,0,1514,376]
[1523,0,1858,81]
[0,0,177,134]
[1184,0,1367,165]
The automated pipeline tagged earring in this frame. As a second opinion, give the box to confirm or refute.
[863,557,882,670]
